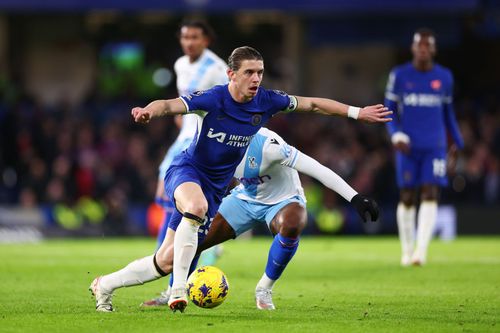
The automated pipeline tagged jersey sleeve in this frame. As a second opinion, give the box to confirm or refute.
[179,88,217,114]
[384,69,402,136]
[268,90,297,114]
[293,151,358,202]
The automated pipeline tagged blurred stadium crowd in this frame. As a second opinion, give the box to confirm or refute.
[0,81,498,235]
[0,9,499,236]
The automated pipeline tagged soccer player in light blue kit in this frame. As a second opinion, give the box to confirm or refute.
[384,28,464,266]
[91,46,391,313]
[158,127,379,310]
[154,20,228,248]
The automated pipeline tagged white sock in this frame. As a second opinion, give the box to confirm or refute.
[414,201,438,262]
[99,255,162,292]
[396,203,416,261]
[256,273,276,290]
[172,218,200,290]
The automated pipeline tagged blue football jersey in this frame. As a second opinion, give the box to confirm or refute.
[385,62,463,150]
[175,84,297,190]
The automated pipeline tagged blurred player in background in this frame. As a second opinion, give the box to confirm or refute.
[90,127,379,312]
[384,28,464,266]
[95,46,390,313]
[155,19,228,264]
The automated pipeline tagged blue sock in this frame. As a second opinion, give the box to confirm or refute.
[156,200,174,249]
[265,234,299,280]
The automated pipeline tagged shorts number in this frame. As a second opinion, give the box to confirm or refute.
[433,158,446,177]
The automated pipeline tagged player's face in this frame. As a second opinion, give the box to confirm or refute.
[411,34,436,63]
[229,59,264,100]
[179,26,209,62]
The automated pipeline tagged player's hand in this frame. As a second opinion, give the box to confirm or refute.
[351,194,379,223]
[131,107,152,123]
[394,142,410,154]
[391,132,410,154]
[358,104,393,123]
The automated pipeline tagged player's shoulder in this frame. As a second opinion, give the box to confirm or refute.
[204,49,227,65]
[183,84,226,103]
[258,127,286,145]
[258,87,291,100]
[174,55,189,70]
[433,63,453,79]
[392,62,413,75]
[257,127,294,161]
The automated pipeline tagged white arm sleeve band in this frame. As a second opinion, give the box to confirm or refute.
[293,151,358,202]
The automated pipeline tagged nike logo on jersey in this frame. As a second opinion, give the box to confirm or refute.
[216,115,226,120]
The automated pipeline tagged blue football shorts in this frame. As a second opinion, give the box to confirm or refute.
[396,147,448,188]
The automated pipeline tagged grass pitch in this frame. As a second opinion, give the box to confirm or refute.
[1,236,499,332]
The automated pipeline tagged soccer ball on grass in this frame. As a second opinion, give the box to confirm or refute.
[186,266,229,308]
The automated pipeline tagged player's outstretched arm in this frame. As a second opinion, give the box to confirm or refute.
[294,96,392,123]
[293,151,379,222]
[131,98,187,124]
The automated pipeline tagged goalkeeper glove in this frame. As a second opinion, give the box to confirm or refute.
[350,194,379,222]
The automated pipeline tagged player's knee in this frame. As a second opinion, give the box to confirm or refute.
[182,201,208,219]
[420,185,439,201]
[400,189,416,206]
[280,217,306,238]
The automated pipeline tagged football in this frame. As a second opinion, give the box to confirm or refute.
[186,266,229,308]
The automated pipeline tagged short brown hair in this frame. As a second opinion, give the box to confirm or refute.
[228,46,263,71]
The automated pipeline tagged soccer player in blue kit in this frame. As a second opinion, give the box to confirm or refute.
[384,28,464,266]
[109,46,391,313]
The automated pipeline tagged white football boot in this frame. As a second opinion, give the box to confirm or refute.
[89,276,114,312]
[168,287,188,313]
[255,287,275,310]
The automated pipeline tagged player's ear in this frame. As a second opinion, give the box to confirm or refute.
[227,68,235,80]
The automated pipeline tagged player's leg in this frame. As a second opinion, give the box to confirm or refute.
[395,150,418,266]
[155,197,174,249]
[413,184,440,265]
[143,204,205,308]
[397,188,417,266]
[169,181,208,312]
[197,212,237,253]
[412,148,446,265]
[256,199,307,310]
[89,222,175,312]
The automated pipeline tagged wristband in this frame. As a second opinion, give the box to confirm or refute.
[391,131,410,145]
[347,106,360,119]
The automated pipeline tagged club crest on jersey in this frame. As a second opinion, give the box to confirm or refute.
[430,79,442,90]
[251,114,262,126]
[192,90,205,96]
[248,156,258,169]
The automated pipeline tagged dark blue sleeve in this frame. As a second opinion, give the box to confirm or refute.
[384,69,401,137]
[180,87,218,114]
[443,71,464,149]
[268,89,293,114]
